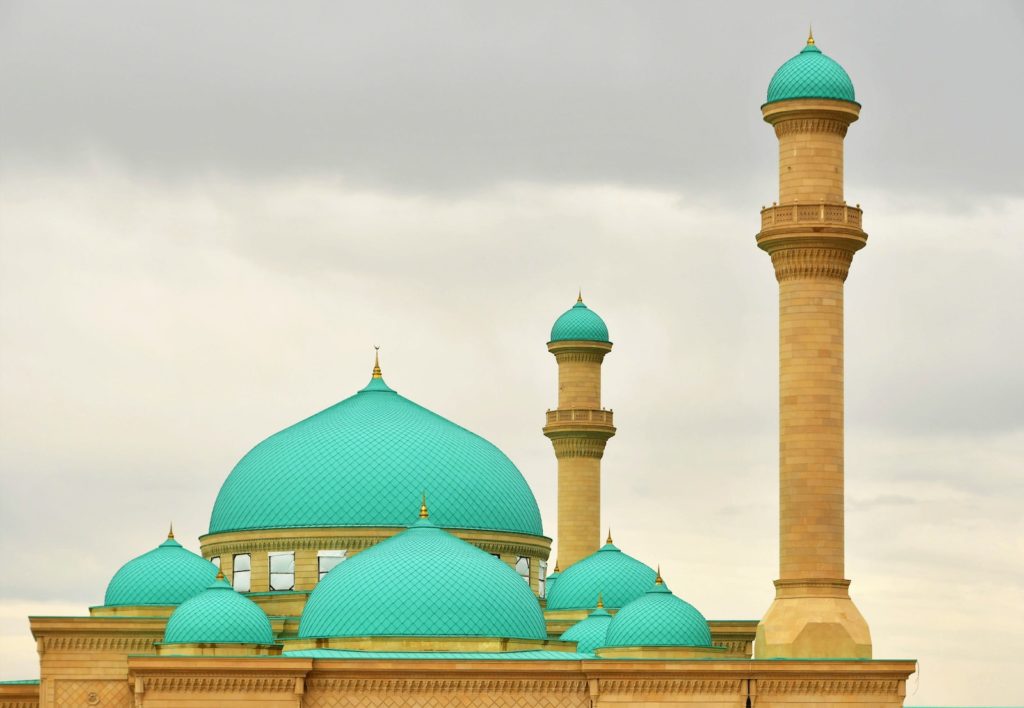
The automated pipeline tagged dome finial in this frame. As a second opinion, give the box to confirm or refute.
[606,528,613,544]
[596,592,604,609]
[655,565,664,585]
[167,522,174,540]
[372,345,382,379]
[216,568,225,581]
[419,491,429,519]
[554,560,560,573]
[807,24,815,45]
[577,288,583,304]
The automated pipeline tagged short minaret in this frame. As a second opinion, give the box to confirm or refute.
[544,294,615,569]
[754,32,872,659]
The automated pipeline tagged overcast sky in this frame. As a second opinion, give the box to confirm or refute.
[1,2,1022,704]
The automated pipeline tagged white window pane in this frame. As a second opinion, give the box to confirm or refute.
[210,556,220,569]
[318,550,347,580]
[269,552,294,573]
[233,570,250,593]
[516,556,530,582]
[233,553,251,572]
[538,560,547,598]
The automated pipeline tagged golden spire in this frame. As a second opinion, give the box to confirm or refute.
[577,289,583,304]
[596,592,604,609]
[807,24,815,45]
[167,523,174,540]
[216,568,225,581]
[655,565,664,585]
[372,346,382,379]
[419,491,429,519]
[606,528,613,544]
[554,561,560,573]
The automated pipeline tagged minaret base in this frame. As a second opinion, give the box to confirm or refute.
[755,579,872,659]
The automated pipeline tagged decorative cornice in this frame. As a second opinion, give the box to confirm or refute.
[599,679,741,694]
[770,247,854,282]
[756,678,902,695]
[41,635,159,652]
[308,678,588,694]
[547,437,609,459]
[140,676,300,693]
[553,350,607,364]
[773,117,849,137]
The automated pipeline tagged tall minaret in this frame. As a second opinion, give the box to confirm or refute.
[754,33,872,659]
[543,294,615,569]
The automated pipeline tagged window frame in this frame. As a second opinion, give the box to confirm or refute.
[269,551,295,591]
[232,553,251,592]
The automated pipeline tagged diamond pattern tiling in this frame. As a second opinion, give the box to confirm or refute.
[604,586,712,648]
[545,543,656,611]
[766,43,855,104]
[163,577,274,645]
[209,378,544,537]
[103,537,218,606]
[558,608,611,654]
[549,301,609,343]
[298,520,547,640]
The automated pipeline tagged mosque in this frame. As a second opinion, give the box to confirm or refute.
[0,34,918,707]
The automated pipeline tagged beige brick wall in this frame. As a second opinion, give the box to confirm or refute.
[557,357,602,409]
[557,455,601,568]
[778,129,845,204]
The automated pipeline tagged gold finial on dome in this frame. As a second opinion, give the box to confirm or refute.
[372,345,382,379]
[655,565,664,585]
[419,491,429,519]
[807,24,815,45]
[554,560,560,573]
[167,523,174,540]
[577,288,584,304]
[596,592,604,609]
[216,568,225,581]
[606,528,613,544]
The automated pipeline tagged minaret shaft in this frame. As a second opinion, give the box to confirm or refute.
[754,95,872,659]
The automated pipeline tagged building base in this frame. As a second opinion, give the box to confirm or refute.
[755,579,872,659]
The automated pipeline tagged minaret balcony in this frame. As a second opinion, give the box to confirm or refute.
[759,202,862,231]
[543,408,616,440]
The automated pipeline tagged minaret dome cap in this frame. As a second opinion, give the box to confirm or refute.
[765,33,857,105]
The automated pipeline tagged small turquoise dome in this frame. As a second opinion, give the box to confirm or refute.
[550,296,610,343]
[545,541,657,611]
[559,603,613,654]
[766,37,856,105]
[103,533,218,607]
[210,365,543,537]
[604,579,712,648]
[164,575,274,645]
[299,513,547,640]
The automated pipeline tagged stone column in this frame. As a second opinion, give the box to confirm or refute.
[543,341,615,568]
[754,97,872,659]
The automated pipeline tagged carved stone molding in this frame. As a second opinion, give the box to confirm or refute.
[773,117,849,137]
[141,675,299,693]
[770,247,854,282]
[714,640,751,655]
[41,635,159,652]
[307,678,588,694]
[599,679,741,695]
[204,534,546,560]
[553,350,607,364]
[548,437,608,459]
[757,678,901,695]
[54,680,130,707]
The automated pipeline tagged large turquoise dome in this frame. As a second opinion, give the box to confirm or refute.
[298,514,547,640]
[766,37,856,105]
[210,371,543,536]
[103,533,219,607]
[545,541,656,611]
[604,579,712,648]
[163,575,274,645]
[550,297,610,343]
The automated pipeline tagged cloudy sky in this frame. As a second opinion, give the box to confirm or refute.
[1,1,1022,703]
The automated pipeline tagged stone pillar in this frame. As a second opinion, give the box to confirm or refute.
[754,96,872,659]
[543,341,614,568]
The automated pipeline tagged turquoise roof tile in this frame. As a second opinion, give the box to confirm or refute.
[550,298,610,343]
[766,38,856,105]
[559,606,613,654]
[164,576,275,645]
[283,650,590,660]
[299,515,547,640]
[546,542,656,611]
[603,580,712,648]
[103,535,218,607]
[210,373,543,537]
